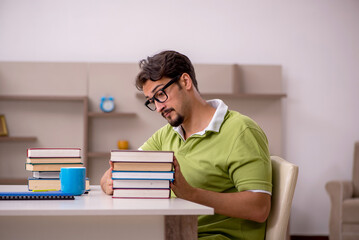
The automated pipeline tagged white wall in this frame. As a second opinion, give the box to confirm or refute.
[1,0,359,236]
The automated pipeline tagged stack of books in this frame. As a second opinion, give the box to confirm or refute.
[26,148,90,191]
[111,150,174,199]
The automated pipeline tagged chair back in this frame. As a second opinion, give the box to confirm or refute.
[353,142,359,197]
[265,156,299,240]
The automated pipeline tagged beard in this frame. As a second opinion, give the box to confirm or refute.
[162,108,184,127]
[169,114,184,127]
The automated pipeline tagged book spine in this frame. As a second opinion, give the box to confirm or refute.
[111,171,174,180]
[112,190,171,199]
[27,148,81,158]
[27,163,84,165]
[110,150,174,153]
[112,162,173,172]
[112,179,170,189]
[110,158,173,162]
[110,150,174,162]
[112,196,170,199]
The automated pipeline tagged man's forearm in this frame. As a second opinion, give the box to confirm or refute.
[171,158,271,222]
[188,188,271,223]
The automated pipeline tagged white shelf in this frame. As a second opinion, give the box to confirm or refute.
[136,92,286,99]
[0,95,87,101]
[88,112,137,117]
[201,93,287,99]
[0,136,37,142]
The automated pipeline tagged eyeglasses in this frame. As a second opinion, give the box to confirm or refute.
[144,74,181,111]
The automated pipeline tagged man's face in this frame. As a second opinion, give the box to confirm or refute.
[142,77,185,127]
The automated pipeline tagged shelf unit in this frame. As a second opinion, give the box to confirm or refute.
[87,111,137,159]
[0,94,137,184]
[0,96,88,144]
[0,62,286,184]
[0,95,88,157]
[0,95,138,158]
[0,95,88,184]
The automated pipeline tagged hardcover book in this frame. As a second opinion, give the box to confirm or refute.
[27,148,81,158]
[112,171,174,180]
[112,179,170,189]
[28,177,90,191]
[33,171,60,179]
[113,188,171,199]
[25,163,83,171]
[110,150,174,162]
[26,157,82,164]
[112,162,173,172]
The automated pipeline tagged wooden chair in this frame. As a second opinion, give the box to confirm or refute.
[265,156,299,240]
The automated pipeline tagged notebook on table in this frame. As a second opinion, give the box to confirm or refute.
[0,191,75,200]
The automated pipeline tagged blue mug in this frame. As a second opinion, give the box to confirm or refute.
[60,167,86,196]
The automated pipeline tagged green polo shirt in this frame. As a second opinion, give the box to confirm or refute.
[140,99,272,240]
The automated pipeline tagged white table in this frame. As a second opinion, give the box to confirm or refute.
[0,185,213,240]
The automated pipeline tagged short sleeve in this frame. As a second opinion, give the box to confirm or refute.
[139,128,163,151]
[227,127,272,193]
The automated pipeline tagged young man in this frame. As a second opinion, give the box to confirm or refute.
[101,50,272,239]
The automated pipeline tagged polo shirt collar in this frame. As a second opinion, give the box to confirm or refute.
[173,99,228,139]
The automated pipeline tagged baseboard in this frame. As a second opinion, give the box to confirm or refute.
[291,236,329,240]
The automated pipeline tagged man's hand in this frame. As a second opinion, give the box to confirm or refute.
[170,157,196,201]
[100,161,114,195]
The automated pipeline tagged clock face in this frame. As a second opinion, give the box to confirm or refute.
[100,98,115,112]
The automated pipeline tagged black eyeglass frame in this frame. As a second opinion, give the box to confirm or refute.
[144,74,182,111]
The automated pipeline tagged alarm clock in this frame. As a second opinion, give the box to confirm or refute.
[100,96,115,113]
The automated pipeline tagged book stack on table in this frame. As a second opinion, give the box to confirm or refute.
[111,150,174,199]
[26,148,90,191]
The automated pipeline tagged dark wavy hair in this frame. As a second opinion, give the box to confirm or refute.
[135,50,198,91]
